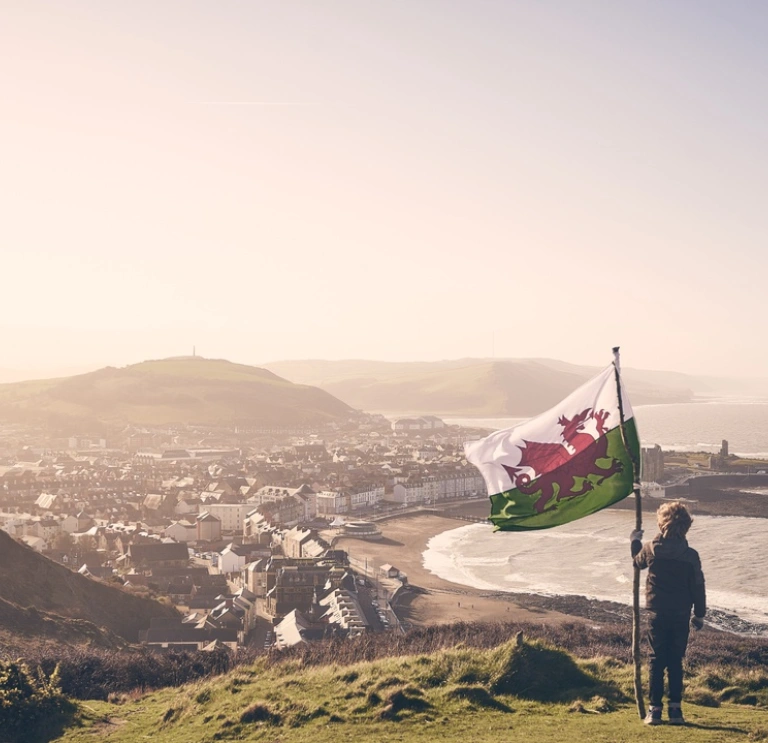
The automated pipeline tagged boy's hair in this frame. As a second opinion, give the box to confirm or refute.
[657,502,693,539]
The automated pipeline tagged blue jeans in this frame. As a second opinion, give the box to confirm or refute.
[647,612,690,706]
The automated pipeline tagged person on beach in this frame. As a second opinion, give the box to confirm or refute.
[630,502,706,726]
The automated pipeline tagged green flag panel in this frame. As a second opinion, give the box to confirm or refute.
[489,419,639,531]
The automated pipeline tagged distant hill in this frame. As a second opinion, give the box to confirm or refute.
[0,529,177,646]
[0,357,354,429]
[263,358,695,416]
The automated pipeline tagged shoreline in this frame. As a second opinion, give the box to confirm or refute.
[334,512,768,636]
[334,513,631,629]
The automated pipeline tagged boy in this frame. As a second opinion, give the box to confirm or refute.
[630,502,706,726]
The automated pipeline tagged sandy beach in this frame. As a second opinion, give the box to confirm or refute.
[334,514,583,627]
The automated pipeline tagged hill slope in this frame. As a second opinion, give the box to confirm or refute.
[0,529,177,644]
[265,358,693,415]
[0,357,354,429]
[56,635,768,743]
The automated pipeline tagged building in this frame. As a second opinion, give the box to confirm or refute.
[61,511,95,534]
[389,477,439,505]
[27,517,61,543]
[196,511,222,542]
[265,564,336,618]
[244,553,350,620]
[126,542,189,572]
[340,521,382,540]
[282,526,314,558]
[315,490,349,516]
[165,520,197,543]
[141,617,238,652]
[436,471,485,500]
[348,484,384,511]
[274,608,329,649]
[247,484,316,521]
[198,503,251,535]
[391,416,445,431]
[379,563,400,579]
[318,588,368,636]
[219,543,249,574]
[641,445,665,483]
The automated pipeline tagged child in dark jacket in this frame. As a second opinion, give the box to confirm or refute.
[630,502,706,726]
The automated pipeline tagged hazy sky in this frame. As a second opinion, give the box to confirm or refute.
[4,1,768,377]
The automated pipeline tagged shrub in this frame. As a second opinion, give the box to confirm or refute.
[0,660,75,743]
[20,646,236,700]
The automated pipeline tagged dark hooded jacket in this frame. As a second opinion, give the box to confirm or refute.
[631,533,706,618]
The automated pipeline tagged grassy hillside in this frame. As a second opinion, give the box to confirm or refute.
[53,635,768,743]
[0,596,121,650]
[0,530,177,644]
[266,359,692,415]
[0,357,354,428]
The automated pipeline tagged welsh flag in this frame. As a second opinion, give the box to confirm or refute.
[464,363,640,531]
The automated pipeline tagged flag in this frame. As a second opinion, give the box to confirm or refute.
[464,363,639,531]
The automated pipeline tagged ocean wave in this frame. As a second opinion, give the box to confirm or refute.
[422,511,768,629]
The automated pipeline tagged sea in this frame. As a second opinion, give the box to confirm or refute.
[445,399,768,458]
[425,402,768,632]
[423,511,768,631]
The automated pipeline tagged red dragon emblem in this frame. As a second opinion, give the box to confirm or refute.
[501,408,623,514]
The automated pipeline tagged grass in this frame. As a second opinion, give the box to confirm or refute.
[7,619,767,703]
[0,356,352,427]
[687,665,768,708]
[51,637,768,743]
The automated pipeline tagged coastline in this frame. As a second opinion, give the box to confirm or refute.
[334,513,631,628]
[334,511,768,636]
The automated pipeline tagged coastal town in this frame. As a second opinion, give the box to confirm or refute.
[3,409,765,654]
[0,414,487,653]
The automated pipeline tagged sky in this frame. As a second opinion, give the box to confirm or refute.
[3,1,768,378]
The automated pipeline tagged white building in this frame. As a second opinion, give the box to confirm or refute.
[219,543,248,574]
[61,511,94,534]
[315,491,349,516]
[165,520,197,543]
[27,517,61,543]
[436,472,486,500]
[247,484,316,521]
[391,416,445,431]
[389,477,439,505]
[319,589,368,637]
[292,484,317,520]
[199,503,252,535]
[348,484,384,511]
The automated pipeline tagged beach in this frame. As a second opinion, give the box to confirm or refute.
[334,514,590,628]
[333,508,768,635]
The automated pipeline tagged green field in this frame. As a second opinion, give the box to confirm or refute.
[50,638,767,743]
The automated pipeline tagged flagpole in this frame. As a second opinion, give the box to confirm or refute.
[612,346,646,721]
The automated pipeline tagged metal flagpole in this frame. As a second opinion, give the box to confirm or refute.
[612,346,646,721]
